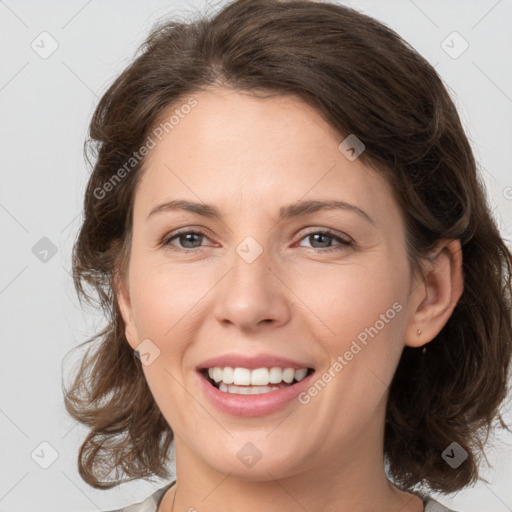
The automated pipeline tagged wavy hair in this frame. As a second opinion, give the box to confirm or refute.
[63,0,512,494]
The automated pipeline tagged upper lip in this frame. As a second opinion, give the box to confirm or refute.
[197,354,315,371]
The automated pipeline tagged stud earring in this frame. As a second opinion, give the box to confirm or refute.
[417,329,427,354]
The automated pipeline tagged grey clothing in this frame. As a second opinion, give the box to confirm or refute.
[105,481,459,511]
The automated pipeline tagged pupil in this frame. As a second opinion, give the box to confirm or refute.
[182,233,200,248]
[311,233,330,248]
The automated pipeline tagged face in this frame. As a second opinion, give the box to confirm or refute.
[117,87,427,482]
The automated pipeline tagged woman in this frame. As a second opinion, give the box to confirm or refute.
[63,0,512,511]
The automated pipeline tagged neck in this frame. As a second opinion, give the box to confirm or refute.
[160,435,424,512]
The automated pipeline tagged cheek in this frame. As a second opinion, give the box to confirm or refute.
[293,256,409,386]
[128,257,219,371]
[297,259,405,338]
[128,260,205,423]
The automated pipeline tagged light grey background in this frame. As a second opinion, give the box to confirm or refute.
[1,1,511,511]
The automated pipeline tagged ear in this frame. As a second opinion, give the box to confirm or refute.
[404,238,463,348]
[114,271,139,351]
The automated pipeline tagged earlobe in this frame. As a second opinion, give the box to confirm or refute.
[405,239,463,348]
[114,273,139,350]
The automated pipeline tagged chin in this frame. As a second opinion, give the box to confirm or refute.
[198,442,308,481]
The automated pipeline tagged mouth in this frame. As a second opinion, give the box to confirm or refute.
[199,366,315,395]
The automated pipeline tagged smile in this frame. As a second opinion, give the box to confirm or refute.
[196,354,316,416]
[204,366,312,395]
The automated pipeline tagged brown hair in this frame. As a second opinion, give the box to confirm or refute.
[63,0,512,494]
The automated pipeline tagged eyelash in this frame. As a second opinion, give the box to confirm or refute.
[160,228,353,253]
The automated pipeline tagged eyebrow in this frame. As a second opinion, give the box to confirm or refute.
[147,199,375,225]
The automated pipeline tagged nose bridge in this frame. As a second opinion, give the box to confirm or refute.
[232,233,272,289]
[212,231,290,329]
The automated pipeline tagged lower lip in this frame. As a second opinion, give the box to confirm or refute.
[197,370,315,417]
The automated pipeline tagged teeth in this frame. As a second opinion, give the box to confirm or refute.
[218,382,285,394]
[282,368,295,383]
[269,367,283,384]
[206,366,310,387]
[251,368,269,385]
[233,367,251,386]
[213,367,222,383]
[222,367,234,384]
[294,368,308,381]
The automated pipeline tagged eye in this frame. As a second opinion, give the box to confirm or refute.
[161,228,352,252]
[162,230,210,250]
[297,229,352,251]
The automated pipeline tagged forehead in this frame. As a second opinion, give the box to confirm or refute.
[134,88,397,226]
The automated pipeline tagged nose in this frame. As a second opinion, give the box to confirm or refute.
[213,242,291,332]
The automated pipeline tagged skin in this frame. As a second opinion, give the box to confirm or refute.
[116,87,463,512]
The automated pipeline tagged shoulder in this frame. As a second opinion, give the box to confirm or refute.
[103,483,459,512]
[410,489,460,512]
[104,481,175,512]
[423,495,460,512]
